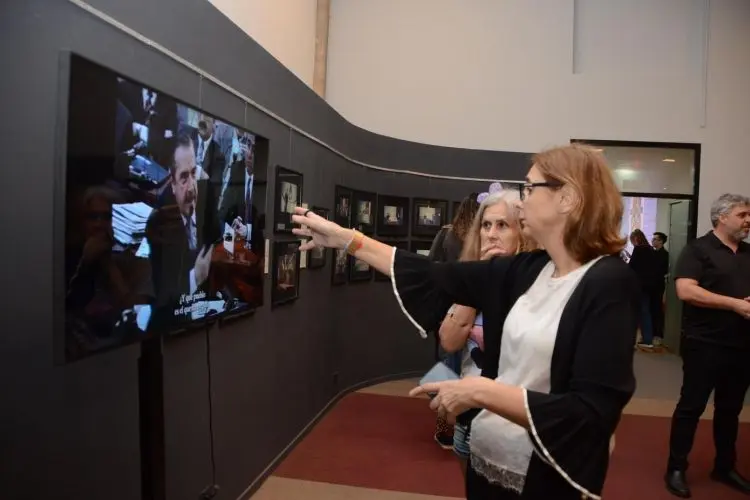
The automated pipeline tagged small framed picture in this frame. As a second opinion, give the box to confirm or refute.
[374,240,409,281]
[274,166,303,233]
[334,185,352,227]
[411,240,433,258]
[271,240,301,307]
[307,206,329,270]
[412,198,448,237]
[349,255,373,282]
[352,190,377,234]
[377,195,410,237]
[331,247,349,285]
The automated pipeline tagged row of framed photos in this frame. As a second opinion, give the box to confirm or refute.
[334,186,453,238]
[269,165,459,306]
[270,237,434,306]
[273,166,460,238]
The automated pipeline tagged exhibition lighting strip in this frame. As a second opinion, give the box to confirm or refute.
[68,0,522,185]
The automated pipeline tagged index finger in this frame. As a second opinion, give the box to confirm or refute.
[291,208,327,229]
[409,382,443,397]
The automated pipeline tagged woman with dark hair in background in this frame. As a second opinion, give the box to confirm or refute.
[629,228,660,349]
[428,193,479,449]
[292,144,640,498]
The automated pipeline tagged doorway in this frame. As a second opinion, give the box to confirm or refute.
[571,139,700,353]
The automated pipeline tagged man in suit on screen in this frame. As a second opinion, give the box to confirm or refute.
[146,134,216,325]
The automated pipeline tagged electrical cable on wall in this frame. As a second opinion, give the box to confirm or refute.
[199,320,219,500]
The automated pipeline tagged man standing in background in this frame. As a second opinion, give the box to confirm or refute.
[665,194,750,498]
[651,231,670,345]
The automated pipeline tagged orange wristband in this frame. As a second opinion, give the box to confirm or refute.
[346,230,365,255]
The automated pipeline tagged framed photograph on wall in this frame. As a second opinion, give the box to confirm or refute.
[274,166,303,233]
[349,255,373,282]
[374,240,408,281]
[271,240,301,307]
[377,195,410,236]
[411,240,433,258]
[334,185,352,227]
[331,248,349,285]
[352,190,377,234]
[307,206,329,269]
[411,198,448,237]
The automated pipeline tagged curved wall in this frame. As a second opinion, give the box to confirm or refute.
[0,0,528,499]
[327,0,750,234]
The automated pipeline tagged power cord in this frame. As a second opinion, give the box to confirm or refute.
[199,320,220,500]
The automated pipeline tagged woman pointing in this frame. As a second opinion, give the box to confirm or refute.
[291,143,640,500]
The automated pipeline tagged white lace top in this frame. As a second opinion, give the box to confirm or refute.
[469,257,603,493]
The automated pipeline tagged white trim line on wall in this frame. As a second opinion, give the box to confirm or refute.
[67,0,523,185]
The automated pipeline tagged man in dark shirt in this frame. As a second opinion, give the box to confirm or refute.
[665,194,750,498]
[651,231,670,343]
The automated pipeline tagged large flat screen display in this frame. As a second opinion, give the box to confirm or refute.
[63,54,266,362]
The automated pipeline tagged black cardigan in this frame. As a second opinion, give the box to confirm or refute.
[393,249,640,499]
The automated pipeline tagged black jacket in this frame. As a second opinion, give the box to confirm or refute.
[393,250,640,498]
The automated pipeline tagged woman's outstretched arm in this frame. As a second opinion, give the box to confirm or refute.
[292,207,395,275]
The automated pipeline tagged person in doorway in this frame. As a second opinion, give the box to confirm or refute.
[628,229,660,349]
[438,188,535,476]
[292,144,640,499]
[428,193,479,450]
[651,231,670,344]
[665,194,750,498]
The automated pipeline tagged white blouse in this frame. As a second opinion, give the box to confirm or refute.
[469,257,603,493]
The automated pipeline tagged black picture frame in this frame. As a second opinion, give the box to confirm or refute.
[307,206,329,269]
[410,239,433,258]
[352,190,377,234]
[274,166,303,233]
[331,247,349,285]
[334,185,353,227]
[349,255,373,282]
[412,198,448,237]
[271,240,301,307]
[374,240,409,281]
[377,195,410,236]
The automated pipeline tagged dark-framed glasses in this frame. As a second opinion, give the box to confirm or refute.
[521,181,563,200]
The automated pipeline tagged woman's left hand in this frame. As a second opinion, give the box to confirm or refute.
[410,376,495,424]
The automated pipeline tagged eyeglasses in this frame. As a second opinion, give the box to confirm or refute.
[520,181,563,200]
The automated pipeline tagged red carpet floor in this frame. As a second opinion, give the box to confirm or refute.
[274,392,750,499]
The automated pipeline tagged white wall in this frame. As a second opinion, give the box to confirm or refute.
[208,0,317,87]
[326,0,750,234]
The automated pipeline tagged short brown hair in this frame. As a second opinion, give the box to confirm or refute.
[532,144,625,263]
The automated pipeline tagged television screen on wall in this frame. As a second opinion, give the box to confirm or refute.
[62,54,266,362]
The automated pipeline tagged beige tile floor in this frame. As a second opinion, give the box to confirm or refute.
[252,352,750,499]
[253,477,461,500]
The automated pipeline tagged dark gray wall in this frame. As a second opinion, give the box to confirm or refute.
[0,1,529,499]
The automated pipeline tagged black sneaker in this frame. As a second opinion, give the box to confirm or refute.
[434,431,454,450]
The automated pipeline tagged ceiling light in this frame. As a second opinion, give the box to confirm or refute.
[616,168,637,180]
[662,158,676,163]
